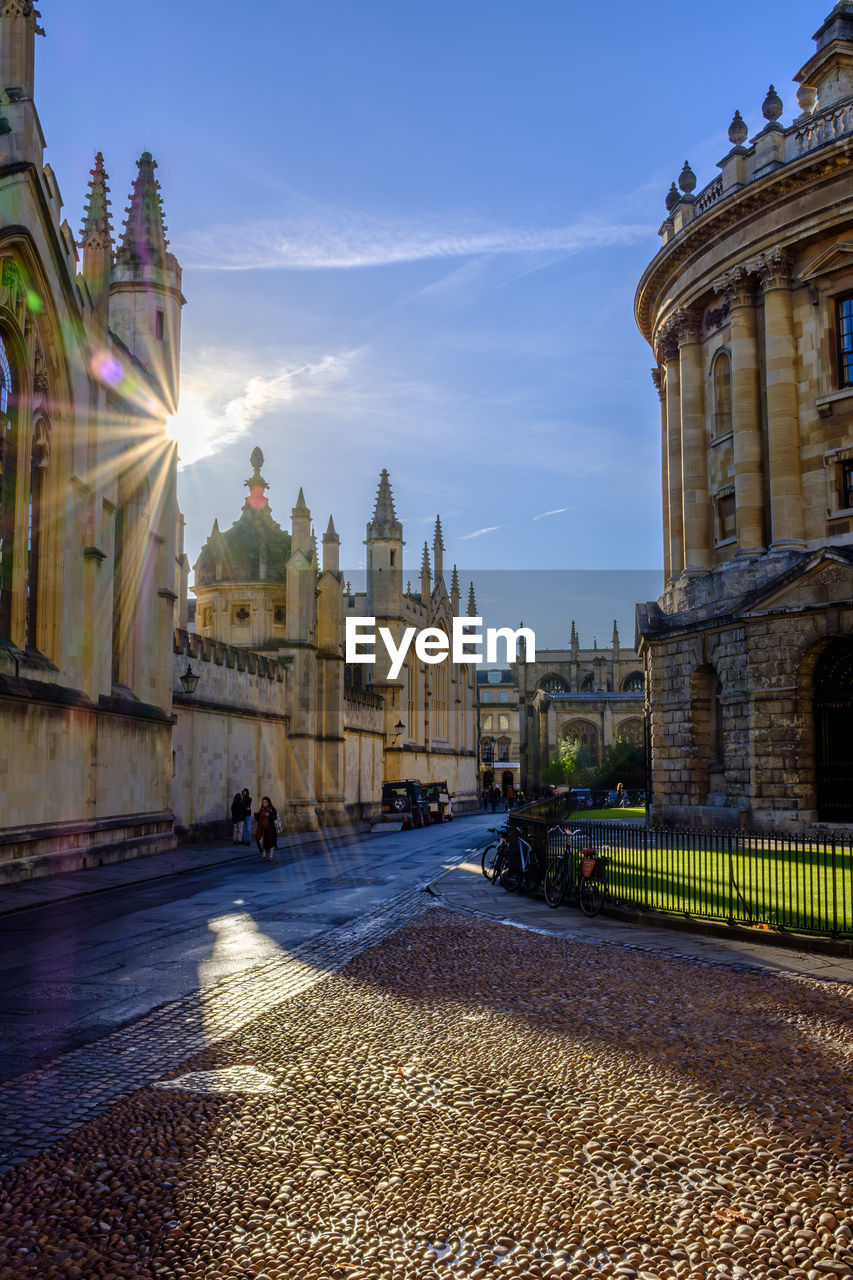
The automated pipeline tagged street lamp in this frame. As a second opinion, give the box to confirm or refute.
[178,663,200,695]
[393,719,405,741]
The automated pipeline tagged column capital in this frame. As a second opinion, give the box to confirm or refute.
[674,307,703,347]
[712,265,756,308]
[748,246,793,291]
[653,324,680,365]
[651,367,663,397]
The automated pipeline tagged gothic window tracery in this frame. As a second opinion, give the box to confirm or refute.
[25,414,49,648]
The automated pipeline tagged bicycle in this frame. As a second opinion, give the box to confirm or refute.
[481,826,511,884]
[543,826,584,909]
[498,825,538,894]
[577,848,610,917]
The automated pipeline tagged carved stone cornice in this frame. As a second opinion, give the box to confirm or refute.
[651,367,663,397]
[712,265,755,309]
[746,246,793,292]
[674,307,703,347]
[1,0,43,31]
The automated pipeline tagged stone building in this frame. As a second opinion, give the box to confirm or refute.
[0,10,477,881]
[477,667,521,798]
[181,462,479,834]
[0,3,184,876]
[635,3,853,829]
[517,622,645,792]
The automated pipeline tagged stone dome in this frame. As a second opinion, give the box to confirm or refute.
[194,448,292,587]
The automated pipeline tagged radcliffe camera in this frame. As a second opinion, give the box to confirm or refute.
[1,3,852,1277]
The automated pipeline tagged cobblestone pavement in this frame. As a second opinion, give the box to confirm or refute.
[0,884,432,1173]
[1,908,852,1280]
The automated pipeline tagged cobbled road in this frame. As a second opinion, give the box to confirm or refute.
[1,815,852,1280]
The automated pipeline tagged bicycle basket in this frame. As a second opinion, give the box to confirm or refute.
[581,853,597,878]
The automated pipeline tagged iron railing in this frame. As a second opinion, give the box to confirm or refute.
[509,800,853,939]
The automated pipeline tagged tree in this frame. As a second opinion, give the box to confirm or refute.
[546,735,595,787]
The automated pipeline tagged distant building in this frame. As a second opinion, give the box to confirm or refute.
[477,624,645,793]
[477,668,520,798]
[636,3,853,829]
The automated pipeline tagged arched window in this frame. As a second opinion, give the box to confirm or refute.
[617,718,644,750]
[561,719,599,765]
[622,671,644,692]
[25,416,49,649]
[579,673,594,692]
[0,332,17,639]
[539,674,569,693]
[713,351,732,436]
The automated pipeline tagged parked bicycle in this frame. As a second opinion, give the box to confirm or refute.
[481,826,511,884]
[498,824,538,893]
[543,826,583,908]
[577,847,610,916]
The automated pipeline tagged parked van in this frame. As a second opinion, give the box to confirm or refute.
[379,780,431,829]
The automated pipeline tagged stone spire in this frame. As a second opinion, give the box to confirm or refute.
[467,582,477,617]
[80,152,113,321]
[570,619,579,658]
[612,619,620,647]
[366,468,402,541]
[116,151,169,268]
[420,541,431,600]
[80,152,112,249]
[450,564,460,613]
[433,515,444,582]
[291,486,311,555]
[322,515,340,574]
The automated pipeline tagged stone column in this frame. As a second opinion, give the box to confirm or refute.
[652,366,671,582]
[752,248,805,551]
[714,267,765,556]
[662,331,684,578]
[676,308,712,573]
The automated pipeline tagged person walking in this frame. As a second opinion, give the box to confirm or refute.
[240,788,252,845]
[255,795,278,861]
[230,792,244,844]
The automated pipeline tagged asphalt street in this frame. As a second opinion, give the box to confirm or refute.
[0,812,497,1083]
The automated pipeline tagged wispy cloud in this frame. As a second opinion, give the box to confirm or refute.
[168,349,357,467]
[460,525,501,541]
[177,204,653,273]
[532,506,570,521]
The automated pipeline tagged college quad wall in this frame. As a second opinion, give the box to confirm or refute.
[0,688,173,882]
[170,631,290,837]
[343,688,385,821]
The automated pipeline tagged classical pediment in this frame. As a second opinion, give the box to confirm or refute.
[798,241,853,282]
[738,550,853,616]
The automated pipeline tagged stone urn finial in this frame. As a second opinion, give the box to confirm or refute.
[250,446,264,473]
[728,109,748,146]
[796,84,817,116]
[665,181,680,213]
[762,84,783,123]
[678,161,697,195]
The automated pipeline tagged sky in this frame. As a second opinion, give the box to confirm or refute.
[34,0,818,643]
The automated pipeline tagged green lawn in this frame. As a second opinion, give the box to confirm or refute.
[572,806,646,822]
[584,833,853,936]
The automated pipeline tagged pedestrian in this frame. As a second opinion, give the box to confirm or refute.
[240,788,252,845]
[506,784,515,811]
[616,782,626,807]
[230,792,244,843]
[254,795,279,861]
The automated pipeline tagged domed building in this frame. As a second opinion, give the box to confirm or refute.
[194,448,294,650]
[636,3,853,830]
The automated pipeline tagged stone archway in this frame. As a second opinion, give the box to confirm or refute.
[814,639,853,822]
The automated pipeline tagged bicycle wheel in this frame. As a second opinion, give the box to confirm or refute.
[499,846,523,892]
[544,855,568,908]
[481,842,501,882]
[578,872,606,917]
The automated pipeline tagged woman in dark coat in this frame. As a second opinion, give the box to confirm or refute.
[230,793,244,844]
[254,796,278,861]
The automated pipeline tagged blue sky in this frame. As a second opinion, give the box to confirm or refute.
[36,0,817,638]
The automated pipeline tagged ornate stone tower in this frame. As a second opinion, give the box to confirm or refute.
[635,3,853,830]
[110,151,184,414]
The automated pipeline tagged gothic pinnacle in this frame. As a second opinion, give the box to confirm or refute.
[80,152,112,249]
[367,469,402,541]
[467,582,477,617]
[117,151,169,267]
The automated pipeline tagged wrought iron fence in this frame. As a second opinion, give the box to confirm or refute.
[509,801,853,939]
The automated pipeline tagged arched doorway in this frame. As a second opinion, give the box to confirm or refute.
[501,770,514,796]
[815,640,853,821]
